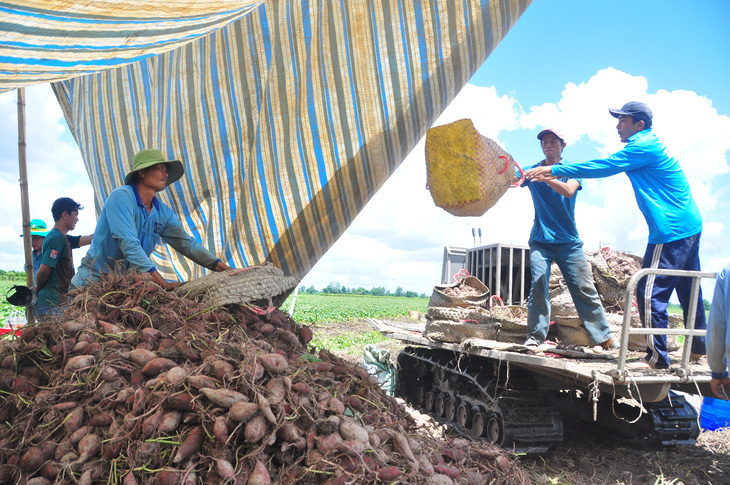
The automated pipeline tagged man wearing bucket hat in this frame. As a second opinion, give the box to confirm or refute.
[520,128,617,351]
[525,101,706,369]
[71,149,231,290]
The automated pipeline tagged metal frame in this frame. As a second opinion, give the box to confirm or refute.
[465,243,530,306]
[614,268,716,383]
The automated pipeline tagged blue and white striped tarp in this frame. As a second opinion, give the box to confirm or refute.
[3,0,531,282]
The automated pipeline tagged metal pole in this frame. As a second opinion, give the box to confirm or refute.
[17,88,35,323]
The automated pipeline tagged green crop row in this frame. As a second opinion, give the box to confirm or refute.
[0,279,27,326]
[281,293,429,324]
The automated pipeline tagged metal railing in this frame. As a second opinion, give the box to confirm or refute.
[614,268,716,382]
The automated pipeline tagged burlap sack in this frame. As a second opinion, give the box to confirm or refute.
[425,118,521,217]
[426,305,493,325]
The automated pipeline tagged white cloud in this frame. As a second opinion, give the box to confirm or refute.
[0,85,96,271]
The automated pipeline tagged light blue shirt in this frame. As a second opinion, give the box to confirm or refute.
[72,184,220,287]
[550,129,702,244]
[522,159,582,245]
[707,264,730,379]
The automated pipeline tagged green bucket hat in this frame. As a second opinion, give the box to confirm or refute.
[124,149,184,187]
[19,218,49,238]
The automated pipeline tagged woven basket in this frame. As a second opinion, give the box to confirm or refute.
[424,319,500,343]
[425,119,518,217]
[175,262,299,307]
[590,250,643,307]
[495,318,528,344]
[429,276,490,308]
[557,313,682,351]
[427,306,492,325]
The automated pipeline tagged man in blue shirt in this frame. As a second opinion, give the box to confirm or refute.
[525,102,705,369]
[707,263,730,400]
[521,129,616,350]
[72,149,231,290]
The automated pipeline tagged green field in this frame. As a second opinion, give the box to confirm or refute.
[281,292,429,324]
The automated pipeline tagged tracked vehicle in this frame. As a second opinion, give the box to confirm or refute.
[369,265,715,454]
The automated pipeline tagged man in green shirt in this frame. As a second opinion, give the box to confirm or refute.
[35,198,90,318]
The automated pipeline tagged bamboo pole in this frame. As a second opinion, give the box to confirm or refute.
[17,87,35,323]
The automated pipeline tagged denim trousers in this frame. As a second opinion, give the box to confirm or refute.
[526,241,612,345]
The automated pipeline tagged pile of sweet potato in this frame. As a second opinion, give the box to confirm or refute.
[0,270,527,484]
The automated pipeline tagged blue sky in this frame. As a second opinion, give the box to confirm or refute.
[1,0,729,300]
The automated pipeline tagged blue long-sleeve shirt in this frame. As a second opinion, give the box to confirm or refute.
[708,264,730,379]
[522,159,582,245]
[72,184,220,287]
[550,129,702,244]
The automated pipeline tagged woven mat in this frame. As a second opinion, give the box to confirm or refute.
[175,262,299,307]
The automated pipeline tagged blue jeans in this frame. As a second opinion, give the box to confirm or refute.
[637,232,706,369]
[527,241,612,345]
[35,304,64,320]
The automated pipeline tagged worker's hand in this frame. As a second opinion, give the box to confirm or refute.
[162,281,183,291]
[711,376,730,400]
[525,165,555,182]
[214,261,231,272]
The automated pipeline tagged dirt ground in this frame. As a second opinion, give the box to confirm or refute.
[312,319,730,485]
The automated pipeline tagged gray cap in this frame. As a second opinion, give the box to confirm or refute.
[609,101,652,128]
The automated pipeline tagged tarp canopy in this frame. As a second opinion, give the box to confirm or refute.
[2,0,531,282]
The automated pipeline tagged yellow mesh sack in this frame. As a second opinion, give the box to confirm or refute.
[426,119,523,217]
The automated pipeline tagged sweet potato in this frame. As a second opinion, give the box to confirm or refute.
[164,366,187,386]
[298,325,313,344]
[19,326,39,341]
[61,320,88,334]
[339,419,369,444]
[201,388,249,408]
[316,432,344,454]
[208,359,235,380]
[265,379,286,404]
[39,461,62,480]
[257,393,277,424]
[155,471,180,485]
[123,472,139,485]
[393,431,418,466]
[247,460,271,485]
[72,341,90,354]
[63,355,95,374]
[99,320,124,335]
[141,327,161,342]
[89,411,114,427]
[216,458,236,481]
[20,442,56,472]
[142,408,163,436]
[377,466,402,482]
[141,357,177,377]
[135,441,159,461]
[213,416,228,445]
[26,478,51,485]
[69,425,92,444]
[157,410,183,434]
[174,341,200,362]
[121,348,158,366]
[417,454,435,476]
[229,401,260,422]
[187,374,217,389]
[54,440,74,460]
[173,425,205,464]
[244,414,268,443]
[75,433,101,465]
[258,353,288,374]
[64,407,84,435]
[434,465,460,479]
[277,423,301,443]
[291,382,310,395]
[335,440,367,456]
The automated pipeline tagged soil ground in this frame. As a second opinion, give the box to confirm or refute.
[311,319,730,485]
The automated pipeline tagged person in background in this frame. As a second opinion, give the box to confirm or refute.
[21,218,92,284]
[35,198,90,318]
[71,149,231,290]
[525,102,705,369]
[520,128,617,350]
[707,263,730,400]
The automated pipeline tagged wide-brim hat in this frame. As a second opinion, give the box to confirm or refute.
[124,149,184,187]
[19,218,49,238]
